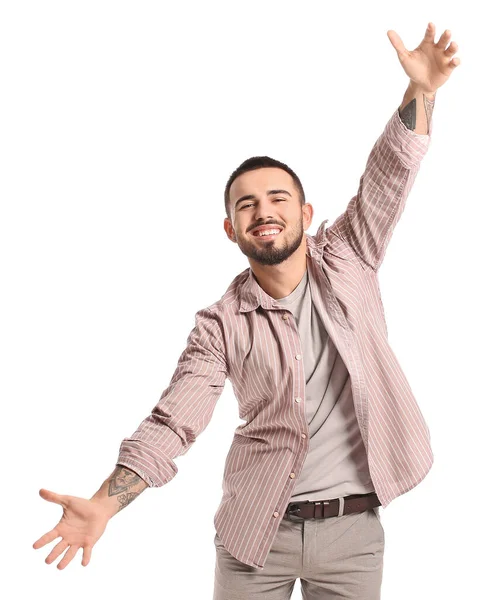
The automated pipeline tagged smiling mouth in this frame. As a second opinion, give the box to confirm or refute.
[254,232,281,242]
[251,228,283,241]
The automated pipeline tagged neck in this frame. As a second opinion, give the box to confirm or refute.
[249,237,308,300]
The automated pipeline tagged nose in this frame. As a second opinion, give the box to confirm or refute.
[253,202,276,223]
[252,213,280,229]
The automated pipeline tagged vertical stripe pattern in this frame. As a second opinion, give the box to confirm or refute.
[116,107,434,569]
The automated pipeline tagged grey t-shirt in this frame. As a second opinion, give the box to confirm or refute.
[275,264,375,502]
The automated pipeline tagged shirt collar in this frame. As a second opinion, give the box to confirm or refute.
[238,221,328,313]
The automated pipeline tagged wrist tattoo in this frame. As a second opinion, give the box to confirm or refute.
[108,465,144,513]
[399,98,417,130]
[116,490,142,512]
[423,93,435,133]
[399,92,436,132]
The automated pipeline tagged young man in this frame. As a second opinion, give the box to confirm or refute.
[34,22,459,600]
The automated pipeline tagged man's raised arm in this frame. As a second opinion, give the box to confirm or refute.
[321,23,460,273]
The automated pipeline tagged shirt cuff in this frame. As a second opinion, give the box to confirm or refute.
[116,438,179,488]
[383,107,432,168]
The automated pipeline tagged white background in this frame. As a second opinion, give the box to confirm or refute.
[1,1,486,598]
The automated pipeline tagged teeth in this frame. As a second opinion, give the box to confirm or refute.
[255,229,280,237]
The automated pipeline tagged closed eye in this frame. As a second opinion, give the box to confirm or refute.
[240,199,286,210]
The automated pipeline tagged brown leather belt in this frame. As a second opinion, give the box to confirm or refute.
[285,492,381,520]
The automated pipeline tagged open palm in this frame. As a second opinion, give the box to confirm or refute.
[33,488,111,569]
[387,22,461,94]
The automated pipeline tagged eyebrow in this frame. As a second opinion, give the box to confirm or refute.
[235,189,292,208]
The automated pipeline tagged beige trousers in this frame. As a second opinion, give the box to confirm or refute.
[213,507,384,599]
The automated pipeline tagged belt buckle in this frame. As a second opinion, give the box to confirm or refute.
[287,503,301,516]
[314,500,330,519]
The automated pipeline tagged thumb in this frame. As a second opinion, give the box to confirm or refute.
[387,29,408,60]
[39,488,67,507]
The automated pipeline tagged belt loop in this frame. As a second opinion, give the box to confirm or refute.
[337,496,345,517]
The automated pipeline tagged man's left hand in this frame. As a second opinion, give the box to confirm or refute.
[387,22,461,95]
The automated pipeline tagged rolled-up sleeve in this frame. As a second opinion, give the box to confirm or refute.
[116,306,228,488]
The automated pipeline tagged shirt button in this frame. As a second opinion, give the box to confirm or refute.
[289,472,295,478]
[295,354,302,360]
[282,314,289,320]
[301,433,306,438]
[295,397,301,403]
[273,511,280,518]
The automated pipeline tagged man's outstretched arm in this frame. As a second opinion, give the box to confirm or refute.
[33,306,227,570]
[115,305,228,488]
[321,23,460,273]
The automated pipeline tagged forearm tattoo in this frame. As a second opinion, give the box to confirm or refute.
[399,98,417,130]
[399,93,436,132]
[423,93,435,131]
[108,465,144,512]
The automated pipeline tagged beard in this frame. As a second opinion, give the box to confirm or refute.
[235,218,304,266]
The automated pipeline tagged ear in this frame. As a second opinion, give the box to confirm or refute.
[303,202,314,230]
[224,217,236,242]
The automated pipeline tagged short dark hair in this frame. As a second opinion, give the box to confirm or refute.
[224,156,305,221]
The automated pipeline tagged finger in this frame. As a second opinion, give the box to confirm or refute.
[449,57,461,68]
[436,29,452,50]
[82,545,92,567]
[33,528,61,549]
[424,22,436,43]
[386,29,408,59]
[445,41,458,56]
[39,488,67,507]
[45,539,68,565]
[57,544,80,570]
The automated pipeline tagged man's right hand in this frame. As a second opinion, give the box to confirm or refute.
[33,488,111,569]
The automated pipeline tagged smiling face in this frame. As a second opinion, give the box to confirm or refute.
[224,167,313,266]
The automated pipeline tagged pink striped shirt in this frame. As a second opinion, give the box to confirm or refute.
[116,107,434,570]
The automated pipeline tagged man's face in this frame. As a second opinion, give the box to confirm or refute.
[225,167,312,266]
